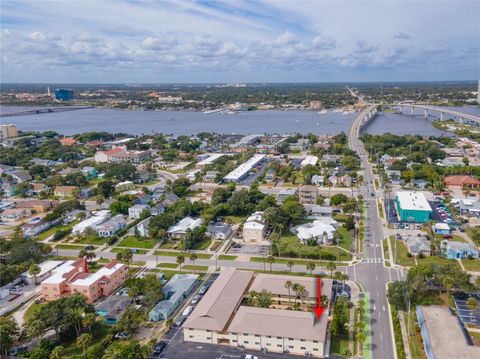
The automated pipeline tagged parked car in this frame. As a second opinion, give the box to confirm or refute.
[114,332,131,340]
[8,345,28,357]
[182,306,193,316]
[152,341,167,355]
[174,316,185,327]
[199,285,209,295]
[85,245,94,250]
[191,295,201,305]
[9,286,23,295]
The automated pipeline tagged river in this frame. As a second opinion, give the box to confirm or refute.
[1,105,477,136]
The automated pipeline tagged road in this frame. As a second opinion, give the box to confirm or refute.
[349,106,405,359]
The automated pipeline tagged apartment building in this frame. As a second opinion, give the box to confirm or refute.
[41,258,128,303]
[299,185,318,204]
[184,269,332,358]
[242,212,266,243]
[94,148,150,163]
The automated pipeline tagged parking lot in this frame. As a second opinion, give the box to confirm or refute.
[453,293,480,326]
[228,242,270,256]
[429,199,457,226]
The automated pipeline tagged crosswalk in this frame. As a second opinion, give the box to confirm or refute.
[363,257,383,263]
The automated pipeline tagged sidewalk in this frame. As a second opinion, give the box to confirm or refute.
[398,311,412,359]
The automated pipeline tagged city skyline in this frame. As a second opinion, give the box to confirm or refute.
[1,0,479,83]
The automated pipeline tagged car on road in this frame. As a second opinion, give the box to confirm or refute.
[114,332,131,340]
[241,355,259,359]
[85,245,94,250]
[191,294,201,305]
[8,345,28,357]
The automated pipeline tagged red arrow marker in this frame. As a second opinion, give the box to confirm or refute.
[314,277,325,319]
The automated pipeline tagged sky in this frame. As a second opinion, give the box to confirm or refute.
[1,0,479,83]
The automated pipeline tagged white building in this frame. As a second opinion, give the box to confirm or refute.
[291,218,338,244]
[95,214,127,237]
[197,153,225,167]
[300,155,318,168]
[167,216,203,238]
[115,181,134,192]
[242,211,266,243]
[21,260,65,285]
[128,204,149,219]
[72,210,111,235]
[223,154,265,182]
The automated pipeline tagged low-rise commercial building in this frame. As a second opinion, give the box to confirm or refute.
[395,191,432,223]
[223,154,265,182]
[184,269,332,358]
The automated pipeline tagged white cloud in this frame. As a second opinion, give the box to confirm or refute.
[274,31,299,46]
[142,35,177,50]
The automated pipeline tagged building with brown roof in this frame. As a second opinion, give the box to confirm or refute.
[444,175,480,189]
[183,269,332,357]
[16,199,58,213]
[54,186,78,197]
[60,138,77,146]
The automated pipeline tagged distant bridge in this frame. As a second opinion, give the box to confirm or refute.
[391,103,480,125]
[0,106,94,118]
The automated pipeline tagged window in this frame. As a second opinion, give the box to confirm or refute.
[301,347,306,350]
[244,341,249,344]
[232,339,237,343]
[266,343,271,346]
[189,335,194,338]
[313,348,319,351]
[301,339,305,342]
[288,338,293,341]
[255,334,260,337]
[313,340,318,343]
[288,345,294,349]
[255,342,259,345]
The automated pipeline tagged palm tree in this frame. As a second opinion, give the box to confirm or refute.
[76,333,92,359]
[284,280,293,307]
[267,256,275,272]
[466,297,478,324]
[297,284,306,305]
[327,260,336,278]
[82,313,96,334]
[176,254,185,271]
[29,263,41,285]
[189,253,198,273]
[306,262,315,275]
[49,346,65,359]
[287,260,294,272]
[341,273,349,290]
[292,283,300,306]
[117,249,133,270]
[334,271,343,283]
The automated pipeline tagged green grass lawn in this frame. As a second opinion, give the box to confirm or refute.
[110,247,148,254]
[76,236,109,246]
[330,332,350,357]
[63,323,112,357]
[461,258,480,272]
[240,268,325,277]
[23,301,46,323]
[250,256,347,267]
[392,239,416,267]
[223,215,246,224]
[158,269,204,280]
[337,227,353,252]
[117,236,157,249]
[182,265,209,271]
[275,232,351,261]
[159,241,177,249]
[157,263,179,268]
[155,250,212,259]
[382,239,390,261]
[177,237,212,251]
[404,311,424,359]
[210,241,223,251]
[417,256,461,269]
[55,244,87,250]
[37,220,79,240]
[218,255,237,260]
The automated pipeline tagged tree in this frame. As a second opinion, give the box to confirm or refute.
[257,289,272,308]
[306,262,316,275]
[0,316,19,355]
[330,194,349,206]
[116,249,133,270]
[97,180,114,198]
[29,263,41,285]
[247,290,258,306]
[76,333,92,359]
[327,261,336,278]
[284,280,293,307]
[466,297,478,323]
[267,256,275,272]
[82,312,96,334]
[287,260,294,272]
[79,249,96,262]
[189,253,198,273]
[176,254,185,271]
[117,305,142,334]
[49,346,65,359]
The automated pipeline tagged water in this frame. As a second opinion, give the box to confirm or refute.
[1,105,475,136]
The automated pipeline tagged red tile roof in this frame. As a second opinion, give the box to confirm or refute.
[444,175,480,186]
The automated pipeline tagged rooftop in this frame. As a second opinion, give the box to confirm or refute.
[396,191,432,212]
[223,154,265,181]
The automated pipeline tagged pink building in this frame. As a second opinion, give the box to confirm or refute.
[41,258,128,303]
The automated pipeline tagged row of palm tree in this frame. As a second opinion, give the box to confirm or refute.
[284,280,307,308]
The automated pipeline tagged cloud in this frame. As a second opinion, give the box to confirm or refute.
[393,32,411,40]
[274,31,299,46]
[142,35,177,50]
[312,35,337,50]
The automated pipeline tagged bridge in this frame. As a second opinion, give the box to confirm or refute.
[348,104,378,146]
[0,106,94,118]
[392,103,480,125]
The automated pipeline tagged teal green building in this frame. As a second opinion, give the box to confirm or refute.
[395,191,432,223]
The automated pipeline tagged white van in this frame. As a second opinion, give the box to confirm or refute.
[9,286,23,295]
[182,305,193,316]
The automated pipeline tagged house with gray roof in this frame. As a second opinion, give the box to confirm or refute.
[148,274,198,321]
[405,235,431,257]
[206,222,232,240]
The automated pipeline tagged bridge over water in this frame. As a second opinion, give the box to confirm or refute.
[0,106,94,118]
[391,103,480,125]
